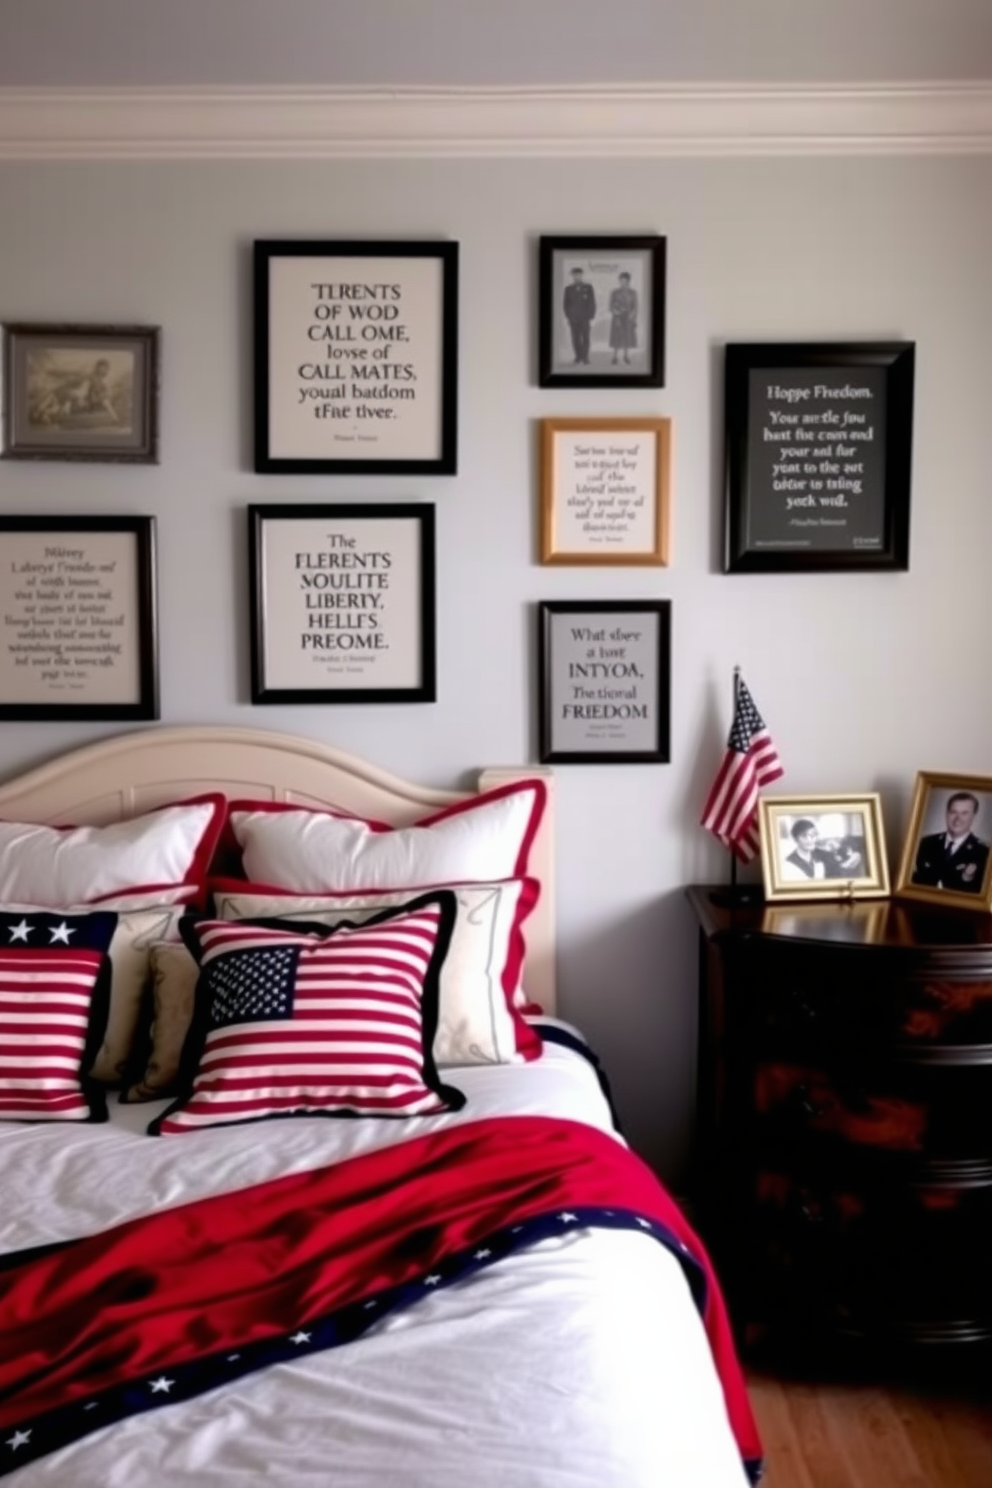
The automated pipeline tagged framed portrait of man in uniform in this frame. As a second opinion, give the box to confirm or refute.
[895,772,992,911]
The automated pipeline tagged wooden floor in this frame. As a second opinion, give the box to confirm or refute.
[747,1361,992,1487]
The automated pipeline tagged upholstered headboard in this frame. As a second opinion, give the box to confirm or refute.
[0,725,556,1012]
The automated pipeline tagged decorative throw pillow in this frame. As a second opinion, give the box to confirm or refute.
[0,909,118,1122]
[120,941,199,1103]
[211,880,542,1066]
[0,795,226,906]
[225,779,546,894]
[151,892,463,1135]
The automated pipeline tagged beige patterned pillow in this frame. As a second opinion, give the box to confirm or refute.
[120,941,199,1103]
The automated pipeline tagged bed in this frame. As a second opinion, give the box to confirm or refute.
[0,725,761,1487]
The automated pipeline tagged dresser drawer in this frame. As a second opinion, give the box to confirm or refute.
[751,1166,992,1341]
[753,1059,992,1163]
[736,942,992,1055]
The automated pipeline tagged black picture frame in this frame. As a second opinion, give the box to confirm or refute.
[1,323,160,463]
[537,599,671,764]
[248,503,436,705]
[0,514,158,721]
[253,240,458,476]
[724,340,915,572]
[538,235,666,388]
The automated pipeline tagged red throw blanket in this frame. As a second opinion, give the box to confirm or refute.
[0,1115,762,1480]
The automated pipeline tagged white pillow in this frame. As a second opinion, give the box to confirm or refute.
[212,880,542,1066]
[0,796,226,906]
[226,780,546,894]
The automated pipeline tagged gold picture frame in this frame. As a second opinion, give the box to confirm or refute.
[894,771,992,911]
[539,416,671,566]
[759,793,890,903]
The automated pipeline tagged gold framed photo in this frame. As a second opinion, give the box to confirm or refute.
[759,794,890,903]
[539,417,671,566]
[894,772,992,911]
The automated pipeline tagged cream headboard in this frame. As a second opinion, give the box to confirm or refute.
[0,725,556,1013]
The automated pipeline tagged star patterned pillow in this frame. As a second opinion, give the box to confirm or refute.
[0,910,118,1122]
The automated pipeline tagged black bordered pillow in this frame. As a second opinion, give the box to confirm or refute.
[151,891,462,1134]
[209,879,542,1066]
[0,910,118,1122]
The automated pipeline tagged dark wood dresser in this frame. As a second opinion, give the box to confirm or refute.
[687,885,992,1353]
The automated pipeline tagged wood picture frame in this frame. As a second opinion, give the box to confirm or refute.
[724,341,915,572]
[758,793,890,903]
[894,771,992,911]
[538,235,666,388]
[253,240,458,475]
[539,417,671,565]
[537,599,671,764]
[1,324,160,463]
[248,503,436,705]
[0,514,158,720]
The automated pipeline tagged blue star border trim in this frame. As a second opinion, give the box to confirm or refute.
[0,1203,760,1484]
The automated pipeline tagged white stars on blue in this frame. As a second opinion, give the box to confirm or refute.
[5,1431,30,1452]
[148,1377,174,1394]
[208,944,298,1028]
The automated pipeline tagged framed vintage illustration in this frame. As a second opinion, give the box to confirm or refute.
[724,341,915,572]
[0,515,158,720]
[894,772,992,911]
[537,235,666,389]
[539,417,671,565]
[758,794,890,903]
[253,240,458,476]
[537,600,670,764]
[1,324,160,463]
[248,503,436,705]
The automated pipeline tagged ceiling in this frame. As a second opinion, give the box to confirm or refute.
[1,0,991,89]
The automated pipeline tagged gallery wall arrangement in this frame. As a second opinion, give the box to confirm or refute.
[0,230,929,848]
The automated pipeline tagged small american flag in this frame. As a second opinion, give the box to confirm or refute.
[700,677,784,862]
[0,911,117,1121]
[160,896,459,1133]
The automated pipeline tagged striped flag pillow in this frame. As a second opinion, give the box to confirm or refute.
[0,910,118,1122]
[153,891,462,1134]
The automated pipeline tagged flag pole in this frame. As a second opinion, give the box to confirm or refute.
[729,665,741,897]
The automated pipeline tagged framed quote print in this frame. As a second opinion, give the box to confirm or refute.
[248,504,436,705]
[724,340,915,572]
[537,600,671,764]
[539,416,671,565]
[253,240,458,476]
[0,514,158,721]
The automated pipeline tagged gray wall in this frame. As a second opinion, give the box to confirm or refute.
[2,151,991,1181]
[2,0,992,86]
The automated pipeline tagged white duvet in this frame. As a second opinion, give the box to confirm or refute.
[0,1036,751,1487]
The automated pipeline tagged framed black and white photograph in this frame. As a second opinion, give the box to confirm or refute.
[895,772,992,911]
[539,417,672,566]
[1,324,160,463]
[538,235,666,388]
[0,515,158,720]
[758,794,890,903]
[254,240,458,476]
[248,504,436,705]
[724,341,915,572]
[537,600,670,764]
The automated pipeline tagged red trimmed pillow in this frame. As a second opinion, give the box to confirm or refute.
[225,779,546,893]
[0,795,226,907]
[0,910,118,1122]
[151,892,464,1134]
[210,878,542,1065]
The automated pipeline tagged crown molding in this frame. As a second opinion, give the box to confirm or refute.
[0,82,990,160]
